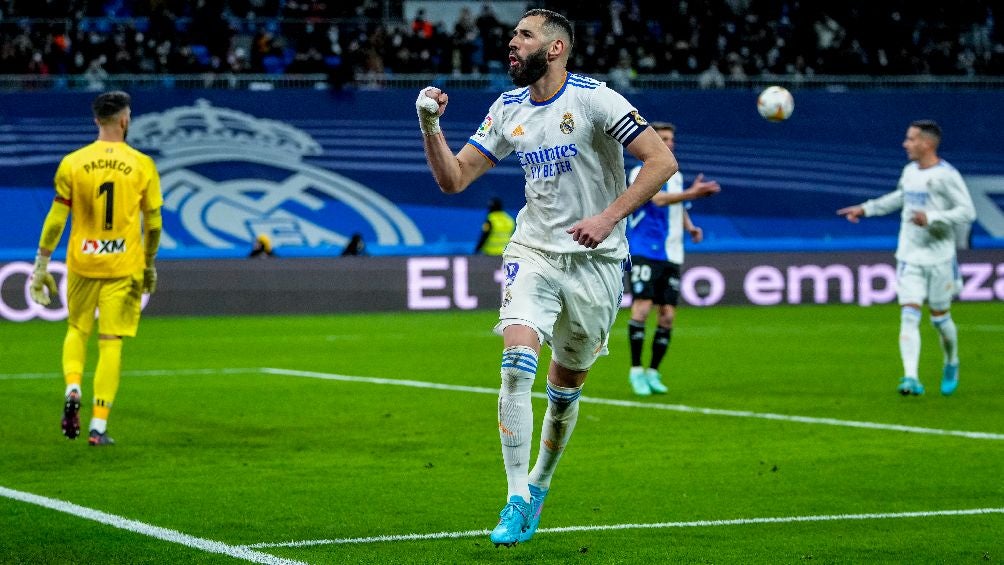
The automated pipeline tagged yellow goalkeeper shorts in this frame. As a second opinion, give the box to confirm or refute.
[66,270,144,337]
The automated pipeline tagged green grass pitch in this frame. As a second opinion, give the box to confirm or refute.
[1,302,1002,564]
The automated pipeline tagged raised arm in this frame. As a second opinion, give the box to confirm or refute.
[417,87,494,194]
[838,186,904,223]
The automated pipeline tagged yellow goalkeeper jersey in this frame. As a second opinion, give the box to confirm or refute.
[55,140,163,278]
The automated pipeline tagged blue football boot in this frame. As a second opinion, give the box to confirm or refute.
[490,495,530,547]
[518,484,549,543]
[940,363,959,396]
[897,376,925,396]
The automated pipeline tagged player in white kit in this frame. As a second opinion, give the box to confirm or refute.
[416,9,677,546]
[838,120,975,397]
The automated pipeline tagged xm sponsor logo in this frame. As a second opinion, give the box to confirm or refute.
[128,100,423,252]
[81,238,125,255]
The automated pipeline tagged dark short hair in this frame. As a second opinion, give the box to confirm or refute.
[650,122,676,132]
[92,91,131,122]
[522,8,574,50]
[910,119,941,143]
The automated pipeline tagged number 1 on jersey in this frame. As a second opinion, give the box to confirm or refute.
[99,181,114,230]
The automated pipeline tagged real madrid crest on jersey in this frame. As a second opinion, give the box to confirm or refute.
[560,112,575,134]
[630,110,648,126]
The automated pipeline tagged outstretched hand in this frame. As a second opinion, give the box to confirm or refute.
[837,205,865,223]
[687,173,721,198]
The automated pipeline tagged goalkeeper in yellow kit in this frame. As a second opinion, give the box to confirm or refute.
[29,91,163,446]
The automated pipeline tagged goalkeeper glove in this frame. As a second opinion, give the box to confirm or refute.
[29,253,57,306]
[416,87,442,136]
[143,264,157,294]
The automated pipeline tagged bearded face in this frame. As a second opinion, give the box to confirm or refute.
[508,44,549,87]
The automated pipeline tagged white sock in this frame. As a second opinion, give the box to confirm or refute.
[89,418,107,434]
[529,381,581,490]
[931,312,959,365]
[499,346,537,503]
[899,306,922,378]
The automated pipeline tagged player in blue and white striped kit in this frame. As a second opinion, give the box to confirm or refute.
[416,9,677,547]
[625,122,720,396]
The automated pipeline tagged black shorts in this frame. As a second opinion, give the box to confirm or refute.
[628,257,681,306]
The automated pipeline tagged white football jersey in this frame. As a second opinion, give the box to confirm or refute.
[467,72,648,259]
[862,159,976,265]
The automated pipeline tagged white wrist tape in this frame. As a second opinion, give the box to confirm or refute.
[416,88,441,136]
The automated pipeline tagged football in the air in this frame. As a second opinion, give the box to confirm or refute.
[757,86,794,122]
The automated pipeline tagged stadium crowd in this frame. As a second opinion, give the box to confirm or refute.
[1,0,1001,84]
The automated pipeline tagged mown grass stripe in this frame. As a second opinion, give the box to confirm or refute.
[5,367,1001,440]
[246,507,1004,548]
[261,367,1004,441]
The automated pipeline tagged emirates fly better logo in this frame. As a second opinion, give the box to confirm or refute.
[128,100,423,251]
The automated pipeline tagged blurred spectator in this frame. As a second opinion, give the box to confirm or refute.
[249,234,275,258]
[411,9,433,40]
[697,62,726,89]
[83,54,108,90]
[607,51,636,91]
[474,197,514,256]
[452,5,477,75]
[0,0,1001,82]
[341,233,366,256]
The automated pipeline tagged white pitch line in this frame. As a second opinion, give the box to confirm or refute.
[0,368,262,380]
[576,397,1004,441]
[261,367,500,395]
[261,367,1004,441]
[246,528,492,548]
[246,507,1004,548]
[0,486,305,565]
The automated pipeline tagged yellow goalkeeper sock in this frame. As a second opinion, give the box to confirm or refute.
[62,325,88,391]
[93,338,123,421]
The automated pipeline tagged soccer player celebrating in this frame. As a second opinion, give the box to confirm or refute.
[626,122,720,396]
[417,9,677,546]
[29,91,163,445]
[837,120,975,396]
